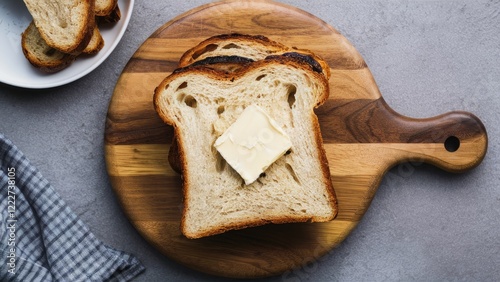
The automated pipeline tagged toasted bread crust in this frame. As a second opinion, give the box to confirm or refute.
[69,3,96,55]
[178,33,331,79]
[154,56,336,239]
[312,113,338,219]
[179,33,285,66]
[168,137,182,174]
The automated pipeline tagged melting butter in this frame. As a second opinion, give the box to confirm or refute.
[214,104,292,185]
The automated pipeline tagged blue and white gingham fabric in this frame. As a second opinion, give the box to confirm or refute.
[0,134,145,282]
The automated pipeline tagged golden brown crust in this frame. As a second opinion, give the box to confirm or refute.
[184,215,321,239]
[312,115,338,220]
[168,138,182,174]
[173,125,191,239]
[82,26,105,55]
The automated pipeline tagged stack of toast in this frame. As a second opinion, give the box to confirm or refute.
[21,0,121,73]
[154,34,338,239]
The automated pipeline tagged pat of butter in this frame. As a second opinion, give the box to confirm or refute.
[214,104,292,185]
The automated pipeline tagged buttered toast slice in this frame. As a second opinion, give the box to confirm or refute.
[154,56,337,239]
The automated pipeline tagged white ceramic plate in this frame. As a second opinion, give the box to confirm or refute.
[0,0,134,89]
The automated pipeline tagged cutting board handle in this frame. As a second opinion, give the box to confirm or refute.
[378,98,488,173]
[322,97,488,173]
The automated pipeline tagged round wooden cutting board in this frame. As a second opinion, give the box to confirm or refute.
[105,0,488,278]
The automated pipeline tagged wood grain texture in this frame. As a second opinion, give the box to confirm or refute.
[104,0,488,278]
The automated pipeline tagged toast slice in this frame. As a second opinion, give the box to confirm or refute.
[154,56,337,239]
[82,26,105,55]
[179,33,330,78]
[98,4,121,24]
[21,21,104,72]
[95,0,118,17]
[23,0,95,54]
[21,22,77,73]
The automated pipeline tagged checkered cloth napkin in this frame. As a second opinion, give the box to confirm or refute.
[0,134,145,282]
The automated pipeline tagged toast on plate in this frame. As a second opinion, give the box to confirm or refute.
[23,0,95,54]
[95,0,118,17]
[82,25,105,55]
[22,22,104,72]
[21,1,122,72]
[168,34,332,173]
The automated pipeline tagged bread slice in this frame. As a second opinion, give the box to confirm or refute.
[23,0,95,54]
[82,26,105,55]
[21,22,77,73]
[154,55,337,239]
[97,4,121,24]
[21,21,103,72]
[179,33,330,78]
[95,0,117,17]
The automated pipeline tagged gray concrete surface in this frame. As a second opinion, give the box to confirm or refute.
[1,1,499,281]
